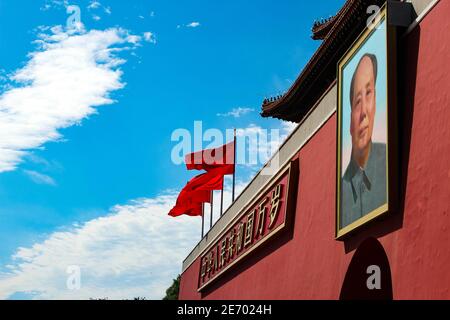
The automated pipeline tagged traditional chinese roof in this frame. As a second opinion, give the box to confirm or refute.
[261,0,387,122]
[312,16,337,40]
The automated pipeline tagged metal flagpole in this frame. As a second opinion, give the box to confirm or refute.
[210,190,214,229]
[220,178,224,216]
[201,203,204,239]
[232,128,236,202]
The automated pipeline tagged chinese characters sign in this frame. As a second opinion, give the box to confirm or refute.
[198,161,297,290]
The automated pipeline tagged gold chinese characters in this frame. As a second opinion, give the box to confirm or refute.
[200,183,283,283]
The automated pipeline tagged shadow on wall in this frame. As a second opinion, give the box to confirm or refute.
[340,237,392,300]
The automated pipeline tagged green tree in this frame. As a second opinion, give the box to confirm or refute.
[163,275,180,300]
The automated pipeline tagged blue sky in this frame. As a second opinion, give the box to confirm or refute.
[0,0,344,299]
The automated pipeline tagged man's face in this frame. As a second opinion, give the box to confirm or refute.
[350,56,376,156]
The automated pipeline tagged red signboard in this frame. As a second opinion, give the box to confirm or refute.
[198,160,298,290]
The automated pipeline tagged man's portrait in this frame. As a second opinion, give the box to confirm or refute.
[337,14,389,237]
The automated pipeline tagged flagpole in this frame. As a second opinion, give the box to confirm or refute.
[210,191,214,228]
[201,203,204,239]
[220,178,224,216]
[232,128,236,202]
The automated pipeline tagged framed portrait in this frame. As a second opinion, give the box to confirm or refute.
[336,5,398,239]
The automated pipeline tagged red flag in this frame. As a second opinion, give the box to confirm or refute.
[169,146,234,217]
[168,188,210,217]
[185,142,234,174]
[168,179,212,217]
[188,169,224,191]
[169,201,203,217]
[180,186,211,203]
[168,171,222,217]
[184,203,203,216]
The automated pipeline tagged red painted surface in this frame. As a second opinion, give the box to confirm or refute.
[179,1,450,300]
[199,170,291,289]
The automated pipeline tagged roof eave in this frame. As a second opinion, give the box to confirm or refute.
[261,0,388,122]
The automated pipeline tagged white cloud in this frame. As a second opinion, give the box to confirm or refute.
[281,121,297,136]
[45,0,68,9]
[186,22,200,28]
[0,193,202,299]
[87,1,101,10]
[126,35,141,44]
[25,154,63,173]
[138,15,145,20]
[204,178,248,230]
[0,26,141,173]
[143,32,156,44]
[235,121,297,167]
[236,124,265,137]
[92,15,101,21]
[217,107,254,118]
[104,7,112,15]
[23,170,57,186]
[0,178,255,299]
[40,0,69,11]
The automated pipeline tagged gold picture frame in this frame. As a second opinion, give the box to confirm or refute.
[336,4,398,239]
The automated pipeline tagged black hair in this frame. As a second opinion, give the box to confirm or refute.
[349,53,378,107]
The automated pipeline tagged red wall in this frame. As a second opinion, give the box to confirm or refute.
[179,0,450,300]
